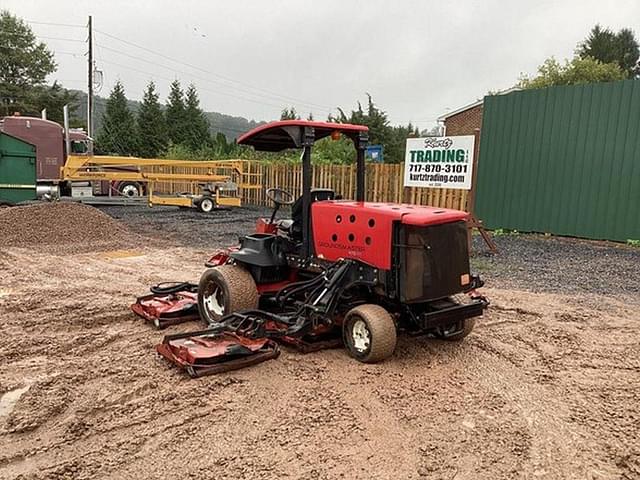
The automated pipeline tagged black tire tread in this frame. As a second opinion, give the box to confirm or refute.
[443,318,476,341]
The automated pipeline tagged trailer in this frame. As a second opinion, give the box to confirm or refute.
[62,154,258,211]
[0,115,261,210]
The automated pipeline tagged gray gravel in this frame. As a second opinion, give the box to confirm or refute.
[97,204,640,298]
[471,234,640,297]
[97,204,274,249]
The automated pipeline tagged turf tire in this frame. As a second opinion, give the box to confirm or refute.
[343,304,397,363]
[197,265,258,324]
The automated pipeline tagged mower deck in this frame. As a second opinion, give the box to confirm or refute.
[157,329,280,377]
[131,283,200,329]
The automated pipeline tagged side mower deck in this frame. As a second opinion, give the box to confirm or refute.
[157,329,280,378]
[131,282,199,329]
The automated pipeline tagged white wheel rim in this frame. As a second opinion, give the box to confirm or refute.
[204,286,224,317]
[121,185,139,197]
[201,198,214,212]
[351,319,371,353]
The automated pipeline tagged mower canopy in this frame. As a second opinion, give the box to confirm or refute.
[237,120,368,152]
[238,120,370,257]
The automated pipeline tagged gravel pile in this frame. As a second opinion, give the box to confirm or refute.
[0,202,139,252]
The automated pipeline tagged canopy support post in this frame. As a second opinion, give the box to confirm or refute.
[301,126,314,259]
[355,131,368,202]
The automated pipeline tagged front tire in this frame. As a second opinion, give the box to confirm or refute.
[197,265,259,324]
[343,304,397,363]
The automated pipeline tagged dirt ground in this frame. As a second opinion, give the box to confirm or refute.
[1,204,639,480]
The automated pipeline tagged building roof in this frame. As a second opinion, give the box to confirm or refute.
[437,87,521,122]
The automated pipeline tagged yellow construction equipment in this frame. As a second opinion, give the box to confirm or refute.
[61,155,261,211]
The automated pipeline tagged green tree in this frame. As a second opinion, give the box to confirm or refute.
[577,25,640,77]
[136,81,167,158]
[280,107,300,120]
[165,80,187,145]
[519,56,626,89]
[333,94,391,149]
[28,81,78,124]
[0,10,69,117]
[96,81,137,155]
[184,84,210,150]
[329,94,415,163]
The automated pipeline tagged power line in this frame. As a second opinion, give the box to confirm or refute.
[16,20,332,115]
[53,50,86,58]
[97,57,301,111]
[25,20,86,28]
[94,41,333,114]
[94,29,334,111]
[95,29,208,74]
[39,35,86,43]
[0,31,86,43]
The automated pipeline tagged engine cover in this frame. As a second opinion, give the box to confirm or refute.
[311,201,468,270]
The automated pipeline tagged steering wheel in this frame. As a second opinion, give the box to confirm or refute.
[266,188,295,207]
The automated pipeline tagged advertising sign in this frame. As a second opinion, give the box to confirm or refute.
[403,136,475,190]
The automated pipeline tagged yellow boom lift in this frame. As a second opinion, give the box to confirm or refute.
[61,155,261,212]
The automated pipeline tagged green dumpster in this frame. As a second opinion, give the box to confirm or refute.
[0,132,37,204]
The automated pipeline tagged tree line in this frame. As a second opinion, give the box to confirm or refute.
[520,24,639,88]
[96,80,220,158]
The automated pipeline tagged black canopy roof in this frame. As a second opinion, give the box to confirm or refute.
[237,120,369,152]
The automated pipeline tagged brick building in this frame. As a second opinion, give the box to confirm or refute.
[438,88,520,136]
[439,102,484,136]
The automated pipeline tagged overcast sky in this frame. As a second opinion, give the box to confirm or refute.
[4,0,640,129]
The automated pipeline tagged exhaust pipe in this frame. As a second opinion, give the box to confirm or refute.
[63,104,70,155]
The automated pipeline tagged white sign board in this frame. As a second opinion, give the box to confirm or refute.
[403,136,475,190]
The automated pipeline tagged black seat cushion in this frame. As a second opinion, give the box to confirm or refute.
[290,189,336,239]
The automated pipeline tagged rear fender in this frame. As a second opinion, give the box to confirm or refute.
[204,247,238,268]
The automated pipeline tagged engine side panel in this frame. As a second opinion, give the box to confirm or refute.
[311,202,396,269]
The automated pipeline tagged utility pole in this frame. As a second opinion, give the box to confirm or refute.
[87,15,93,138]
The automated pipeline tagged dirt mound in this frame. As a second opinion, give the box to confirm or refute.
[0,202,140,252]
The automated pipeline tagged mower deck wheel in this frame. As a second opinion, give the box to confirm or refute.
[441,318,476,341]
[198,265,259,324]
[343,304,397,363]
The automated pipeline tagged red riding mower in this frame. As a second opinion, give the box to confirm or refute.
[133,120,487,377]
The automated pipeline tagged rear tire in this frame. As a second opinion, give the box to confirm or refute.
[343,304,397,363]
[198,196,215,213]
[197,265,259,324]
[441,318,476,341]
[118,181,142,197]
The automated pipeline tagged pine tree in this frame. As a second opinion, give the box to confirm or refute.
[136,81,167,158]
[165,80,187,145]
[184,84,210,150]
[96,81,137,155]
[578,25,640,77]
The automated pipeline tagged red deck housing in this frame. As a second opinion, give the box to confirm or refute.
[311,201,468,270]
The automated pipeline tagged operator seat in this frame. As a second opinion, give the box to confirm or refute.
[284,188,337,240]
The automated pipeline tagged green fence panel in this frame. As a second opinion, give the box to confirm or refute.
[476,80,640,242]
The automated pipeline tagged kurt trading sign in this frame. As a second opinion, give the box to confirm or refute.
[403,136,475,190]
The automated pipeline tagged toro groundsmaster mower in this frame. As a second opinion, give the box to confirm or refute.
[134,120,487,377]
